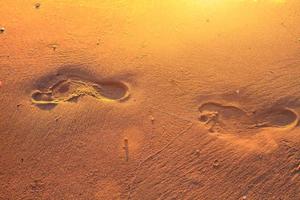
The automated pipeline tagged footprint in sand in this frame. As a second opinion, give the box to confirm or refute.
[31,71,130,109]
[198,102,299,133]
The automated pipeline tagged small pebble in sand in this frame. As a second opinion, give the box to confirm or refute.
[48,44,58,51]
[0,80,2,87]
[195,149,200,156]
[242,196,247,200]
[213,159,220,168]
[0,27,5,34]
[35,3,41,9]
[52,45,57,51]
[150,115,155,123]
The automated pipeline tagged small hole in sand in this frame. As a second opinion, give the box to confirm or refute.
[199,115,209,123]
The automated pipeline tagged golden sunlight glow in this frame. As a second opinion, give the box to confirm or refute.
[194,0,286,3]
[187,0,286,10]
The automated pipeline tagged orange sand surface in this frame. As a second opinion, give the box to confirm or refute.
[0,0,299,199]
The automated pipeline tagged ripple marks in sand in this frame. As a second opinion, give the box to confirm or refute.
[31,77,129,109]
[198,102,299,133]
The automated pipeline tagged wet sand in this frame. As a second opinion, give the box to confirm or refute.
[0,0,300,199]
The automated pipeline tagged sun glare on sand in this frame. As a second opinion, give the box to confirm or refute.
[186,0,286,7]
[197,0,285,2]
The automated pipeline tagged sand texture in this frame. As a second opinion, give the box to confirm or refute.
[0,0,300,199]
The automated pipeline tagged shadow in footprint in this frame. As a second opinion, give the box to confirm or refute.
[253,108,299,129]
[92,81,129,101]
[31,68,130,110]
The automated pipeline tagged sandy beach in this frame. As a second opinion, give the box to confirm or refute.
[0,0,299,199]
